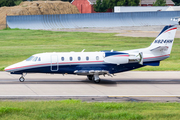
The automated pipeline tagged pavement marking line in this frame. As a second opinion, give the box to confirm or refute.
[0,95,180,97]
[0,95,107,97]
[108,95,180,97]
[24,84,38,95]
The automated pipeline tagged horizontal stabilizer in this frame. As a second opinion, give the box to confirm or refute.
[150,46,169,52]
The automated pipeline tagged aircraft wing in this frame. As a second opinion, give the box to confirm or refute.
[74,70,110,75]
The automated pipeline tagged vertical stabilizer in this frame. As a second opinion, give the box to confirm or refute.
[149,25,177,55]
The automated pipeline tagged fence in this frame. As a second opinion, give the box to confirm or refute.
[6,11,180,30]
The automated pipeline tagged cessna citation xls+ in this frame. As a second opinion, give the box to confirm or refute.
[5,25,177,83]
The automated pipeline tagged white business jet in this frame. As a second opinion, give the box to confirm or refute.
[5,25,177,83]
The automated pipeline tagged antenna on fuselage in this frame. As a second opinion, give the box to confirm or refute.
[81,49,85,52]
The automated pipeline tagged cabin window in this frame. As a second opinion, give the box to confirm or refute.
[86,56,89,61]
[33,57,38,61]
[70,57,73,61]
[96,56,99,60]
[61,57,64,61]
[78,56,81,61]
[38,57,41,61]
[26,56,34,61]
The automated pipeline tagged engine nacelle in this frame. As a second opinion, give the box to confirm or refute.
[104,55,129,65]
[103,51,129,65]
[103,51,143,65]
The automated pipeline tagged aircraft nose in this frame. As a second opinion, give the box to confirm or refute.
[4,65,14,72]
[4,61,25,72]
[4,62,24,72]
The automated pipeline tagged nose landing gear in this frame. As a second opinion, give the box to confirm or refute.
[19,73,27,82]
[19,76,25,82]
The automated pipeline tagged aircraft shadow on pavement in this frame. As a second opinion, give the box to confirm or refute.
[2,79,180,86]
[14,79,118,86]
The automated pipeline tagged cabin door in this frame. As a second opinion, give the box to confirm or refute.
[51,55,58,71]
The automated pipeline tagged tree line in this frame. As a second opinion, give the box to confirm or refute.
[0,0,32,7]
[94,0,140,12]
[1,0,180,11]
[93,0,180,12]
[0,0,72,7]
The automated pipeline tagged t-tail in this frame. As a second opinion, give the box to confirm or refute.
[148,25,177,55]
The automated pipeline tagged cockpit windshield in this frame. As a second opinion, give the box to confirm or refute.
[26,56,35,61]
[26,56,41,62]
[33,57,38,61]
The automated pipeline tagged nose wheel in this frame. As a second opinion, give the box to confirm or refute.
[19,77,25,82]
[19,73,27,82]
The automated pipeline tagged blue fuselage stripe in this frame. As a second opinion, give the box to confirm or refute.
[11,63,144,74]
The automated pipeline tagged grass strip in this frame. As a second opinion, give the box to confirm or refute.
[0,29,180,71]
[0,100,180,120]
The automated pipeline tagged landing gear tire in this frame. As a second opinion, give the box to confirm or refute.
[87,75,93,81]
[19,73,27,82]
[94,79,101,83]
[92,74,101,83]
[87,74,101,83]
[19,77,25,82]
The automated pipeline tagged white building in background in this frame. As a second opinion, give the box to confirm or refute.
[140,0,174,6]
[166,6,180,11]
[114,6,180,13]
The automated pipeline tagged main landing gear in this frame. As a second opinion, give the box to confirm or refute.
[19,73,27,82]
[87,74,101,83]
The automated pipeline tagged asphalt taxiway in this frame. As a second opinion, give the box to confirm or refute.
[0,71,180,102]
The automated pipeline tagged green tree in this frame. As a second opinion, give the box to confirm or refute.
[109,0,139,9]
[153,0,166,6]
[127,0,140,6]
[61,0,72,2]
[108,0,118,9]
[0,0,15,7]
[94,0,140,12]
[14,0,23,5]
[93,0,109,12]
[0,0,29,7]
[117,0,127,6]
[172,0,180,6]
